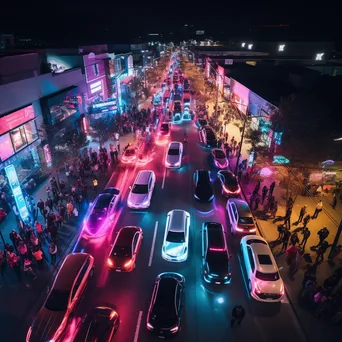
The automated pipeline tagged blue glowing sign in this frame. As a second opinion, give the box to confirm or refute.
[5,165,29,220]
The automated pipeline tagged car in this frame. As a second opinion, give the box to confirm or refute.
[217,170,241,196]
[146,272,184,337]
[193,169,214,201]
[173,112,182,122]
[211,148,228,168]
[162,210,190,262]
[107,226,143,272]
[26,253,94,342]
[127,170,156,209]
[226,198,256,235]
[159,122,171,137]
[199,126,217,147]
[196,118,208,129]
[181,111,192,121]
[83,188,120,237]
[121,146,138,163]
[240,235,284,302]
[202,222,232,284]
[74,306,119,342]
[166,141,183,168]
[174,102,182,113]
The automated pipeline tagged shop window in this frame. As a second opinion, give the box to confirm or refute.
[10,148,41,182]
[92,63,99,76]
[23,120,38,143]
[10,126,27,151]
[0,133,15,162]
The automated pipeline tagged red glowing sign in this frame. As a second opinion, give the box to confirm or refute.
[0,105,35,135]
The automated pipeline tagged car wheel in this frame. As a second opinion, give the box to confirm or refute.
[248,280,252,292]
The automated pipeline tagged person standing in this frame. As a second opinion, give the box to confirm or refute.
[298,205,307,223]
[269,181,276,197]
[231,305,245,327]
[281,229,291,253]
[314,227,329,248]
[49,242,57,265]
[312,200,323,219]
[299,227,311,251]
[284,208,292,229]
[32,246,44,269]
[332,193,337,209]
[303,214,311,228]
[261,186,268,204]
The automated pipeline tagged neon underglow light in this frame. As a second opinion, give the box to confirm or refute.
[209,248,226,252]
[5,165,29,220]
[223,185,240,194]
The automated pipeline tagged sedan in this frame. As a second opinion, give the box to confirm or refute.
[211,148,228,168]
[121,146,138,163]
[166,141,183,168]
[82,188,120,237]
[74,306,119,342]
[217,170,241,196]
[107,226,143,272]
[147,272,184,337]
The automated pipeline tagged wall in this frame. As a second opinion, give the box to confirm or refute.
[0,68,85,115]
[79,45,108,54]
[46,54,82,72]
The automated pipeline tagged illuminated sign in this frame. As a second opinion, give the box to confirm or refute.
[5,165,29,220]
[273,155,290,165]
[0,105,35,135]
[92,100,117,109]
[43,144,52,167]
[224,59,233,65]
[90,80,102,94]
[196,30,205,35]
[0,133,15,162]
[246,61,256,66]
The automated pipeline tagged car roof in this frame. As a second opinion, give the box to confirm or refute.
[250,243,278,273]
[206,223,225,249]
[116,226,140,245]
[197,169,210,181]
[229,198,252,217]
[94,193,113,208]
[156,277,178,305]
[54,253,89,291]
[168,210,188,232]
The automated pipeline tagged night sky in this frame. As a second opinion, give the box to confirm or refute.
[1,1,339,44]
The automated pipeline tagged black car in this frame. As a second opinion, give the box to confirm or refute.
[193,170,214,201]
[159,122,171,136]
[174,102,182,113]
[147,272,184,337]
[75,306,119,342]
[202,222,232,284]
[217,170,241,197]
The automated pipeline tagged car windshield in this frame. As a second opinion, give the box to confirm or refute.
[112,246,131,257]
[238,217,254,225]
[161,124,169,131]
[168,148,180,155]
[214,150,225,158]
[256,271,280,281]
[224,175,237,186]
[132,184,148,194]
[167,231,185,243]
[45,289,69,311]
[125,149,135,156]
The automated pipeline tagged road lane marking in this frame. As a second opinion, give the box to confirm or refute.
[162,168,166,189]
[148,221,158,267]
[133,310,143,342]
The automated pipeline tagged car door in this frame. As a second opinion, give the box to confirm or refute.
[132,232,141,262]
[231,203,238,229]
[246,246,256,280]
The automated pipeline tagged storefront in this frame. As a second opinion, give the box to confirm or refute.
[0,104,42,182]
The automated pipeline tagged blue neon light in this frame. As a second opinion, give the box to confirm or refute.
[5,165,29,220]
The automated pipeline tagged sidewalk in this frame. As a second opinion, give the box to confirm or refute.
[0,131,134,342]
[228,154,342,342]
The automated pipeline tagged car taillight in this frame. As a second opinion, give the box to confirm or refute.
[236,227,244,232]
[107,258,113,267]
[124,259,133,268]
[249,228,257,233]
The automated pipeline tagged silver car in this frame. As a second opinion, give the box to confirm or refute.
[166,142,183,168]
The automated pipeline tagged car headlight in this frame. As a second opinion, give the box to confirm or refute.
[142,200,149,206]
[175,161,180,166]
[170,325,179,333]
[147,322,154,330]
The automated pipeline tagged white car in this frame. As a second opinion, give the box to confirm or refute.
[240,235,284,302]
[162,210,190,262]
[211,148,228,169]
[127,170,155,209]
[226,198,256,235]
[166,141,183,168]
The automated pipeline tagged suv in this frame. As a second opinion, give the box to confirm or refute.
[193,170,214,202]
[240,235,284,302]
[199,126,217,147]
[127,170,156,209]
[162,210,190,262]
[107,226,143,272]
[26,253,94,342]
[226,198,256,235]
[202,222,231,284]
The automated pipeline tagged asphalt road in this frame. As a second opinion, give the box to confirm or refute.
[20,118,308,342]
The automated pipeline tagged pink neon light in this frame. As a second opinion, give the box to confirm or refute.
[209,248,226,252]
[223,185,240,194]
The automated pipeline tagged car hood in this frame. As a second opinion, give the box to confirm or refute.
[257,279,283,294]
[208,261,229,277]
[163,241,186,257]
[29,307,66,341]
[128,192,149,206]
[167,155,181,165]
[113,256,131,268]
[86,213,107,234]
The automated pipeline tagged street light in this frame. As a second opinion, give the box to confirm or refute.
[278,44,285,52]
[315,53,324,61]
[241,42,246,48]
[333,137,342,141]
[248,44,253,50]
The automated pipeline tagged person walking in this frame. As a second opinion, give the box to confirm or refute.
[332,193,337,209]
[284,208,292,229]
[261,186,268,204]
[270,201,278,219]
[269,181,276,197]
[6,250,21,280]
[314,227,329,248]
[49,242,58,265]
[312,200,323,219]
[281,229,291,253]
[32,246,44,269]
[299,227,311,251]
[231,305,245,327]
[314,241,330,264]
[297,205,307,223]
[303,214,311,228]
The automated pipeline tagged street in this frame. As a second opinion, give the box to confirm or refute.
[17,119,307,342]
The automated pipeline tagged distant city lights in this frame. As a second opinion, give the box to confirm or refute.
[315,53,324,61]
[248,44,253,50]
[241,42,246,48]
[278,44,285,52]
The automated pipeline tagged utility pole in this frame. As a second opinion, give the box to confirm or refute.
[328,219,342,261]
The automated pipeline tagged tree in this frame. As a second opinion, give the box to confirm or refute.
[89,115,116,146]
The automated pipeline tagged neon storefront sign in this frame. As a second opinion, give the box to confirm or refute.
[5,165,29,220]
[93,100,117,109]
[0,105,35,135]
